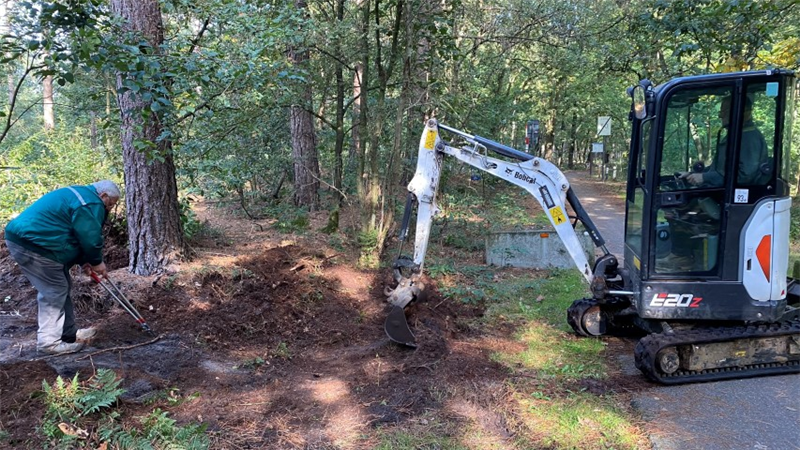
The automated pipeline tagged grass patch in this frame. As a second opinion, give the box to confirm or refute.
[375,425,469,450]
[516,391,645,450]
[478,269,645,448]
[386,173,647,449]
[486,270,606,380]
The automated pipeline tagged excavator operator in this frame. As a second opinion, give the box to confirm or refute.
[681,95,768,187]
[660,95,768,273]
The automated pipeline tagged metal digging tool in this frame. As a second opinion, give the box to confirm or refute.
[90,272,155,335]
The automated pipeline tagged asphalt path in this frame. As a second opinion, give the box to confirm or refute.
[566,171,800,450]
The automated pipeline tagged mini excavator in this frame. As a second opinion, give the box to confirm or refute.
[384,69,800,384]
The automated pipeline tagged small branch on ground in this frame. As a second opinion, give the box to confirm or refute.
[76,334,163,360]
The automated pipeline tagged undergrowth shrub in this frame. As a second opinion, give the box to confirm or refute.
[39,369,208,449]
[0,129,119,225]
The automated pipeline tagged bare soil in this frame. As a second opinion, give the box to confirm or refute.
[0,190,646,449]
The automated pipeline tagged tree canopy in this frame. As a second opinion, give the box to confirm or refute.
[1,0,798,267]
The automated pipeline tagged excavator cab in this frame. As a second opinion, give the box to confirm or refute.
[625,70,795,323]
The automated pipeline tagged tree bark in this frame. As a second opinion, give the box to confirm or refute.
[111,0,185,275]
[289,0,320,211]
[333,0,345,206]
[43,75,54,131]
[90,111,97,149]
[1,0,14,113]
[350,63,364,175]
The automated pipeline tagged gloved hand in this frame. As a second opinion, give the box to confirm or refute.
[685,172,704,186]
[678,171,704,186]
[83,262,108,277]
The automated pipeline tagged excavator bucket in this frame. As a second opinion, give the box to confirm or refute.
[385,305,416,347]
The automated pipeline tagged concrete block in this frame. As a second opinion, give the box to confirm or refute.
[485,229,595,269]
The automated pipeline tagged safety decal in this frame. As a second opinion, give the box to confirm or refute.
[649,293,702,308]
[539,186,555,209]
[550,206,566,225]
[424,130,437,150]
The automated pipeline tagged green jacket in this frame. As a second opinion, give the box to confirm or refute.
[5,185,107,266]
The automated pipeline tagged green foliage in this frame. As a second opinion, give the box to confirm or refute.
[40,369,124,444]
[97,409,209,450]
[233,356,266,370]
[273,341,292,360]
[0,129,120,224]
[357,228,379,252]
[272,209,310,234]
[39,369,208,449]
[179,197,203,240]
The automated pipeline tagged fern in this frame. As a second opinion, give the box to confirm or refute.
[78,369,125,415]
[40,370,208,449]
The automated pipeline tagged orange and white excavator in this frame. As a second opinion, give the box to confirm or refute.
[385,69,800,384]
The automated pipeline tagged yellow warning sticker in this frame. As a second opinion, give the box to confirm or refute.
[424,130,437,150]
[550,206,566,225]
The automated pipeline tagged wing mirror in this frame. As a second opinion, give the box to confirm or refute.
[628,84,647,120]
[628,79,653,120]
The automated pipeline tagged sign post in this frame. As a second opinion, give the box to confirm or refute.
[597,117,612,181]
[590,142,603,177]
[525,119,540,154]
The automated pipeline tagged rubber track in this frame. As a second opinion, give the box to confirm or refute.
[634,320,800,384]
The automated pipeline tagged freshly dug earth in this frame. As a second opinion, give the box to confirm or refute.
[0,220,519,449]
[0,199,645,449]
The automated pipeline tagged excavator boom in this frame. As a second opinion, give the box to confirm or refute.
[385,119,618,346]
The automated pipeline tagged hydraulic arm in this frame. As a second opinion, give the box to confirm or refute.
[384,119,619,346]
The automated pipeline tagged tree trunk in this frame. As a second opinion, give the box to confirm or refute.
[111,0,185,275]
[355,0,370,203]
[289,0,320,211]
[333,0,345,206]
[90,111,97,149]
[105,75,114,150]
[42,75,54,130]
[350,63,364,175]
[1,0,14,113]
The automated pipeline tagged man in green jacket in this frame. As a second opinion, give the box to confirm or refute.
[4,180,120,355]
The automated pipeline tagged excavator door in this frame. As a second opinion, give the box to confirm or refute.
[625,70,795,322]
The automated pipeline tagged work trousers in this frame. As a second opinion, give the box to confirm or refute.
[5,240,77,350]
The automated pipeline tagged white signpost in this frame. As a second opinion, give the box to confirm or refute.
[596,116,612,180]
[597,116,612,136]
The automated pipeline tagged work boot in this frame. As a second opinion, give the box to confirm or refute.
[76,327,97,343]
[38,341,84,355]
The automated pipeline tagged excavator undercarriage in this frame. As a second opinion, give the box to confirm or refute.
[567,287,800,383]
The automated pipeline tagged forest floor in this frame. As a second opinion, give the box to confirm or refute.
[0,174,648,449]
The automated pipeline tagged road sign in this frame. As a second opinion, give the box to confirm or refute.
[597,116,611,136]
[592,142,604,153]
[525,119,540,152]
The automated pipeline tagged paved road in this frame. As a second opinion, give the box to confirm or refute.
[566,171,800,450]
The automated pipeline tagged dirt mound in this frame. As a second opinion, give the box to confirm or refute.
[0,234,515,448]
